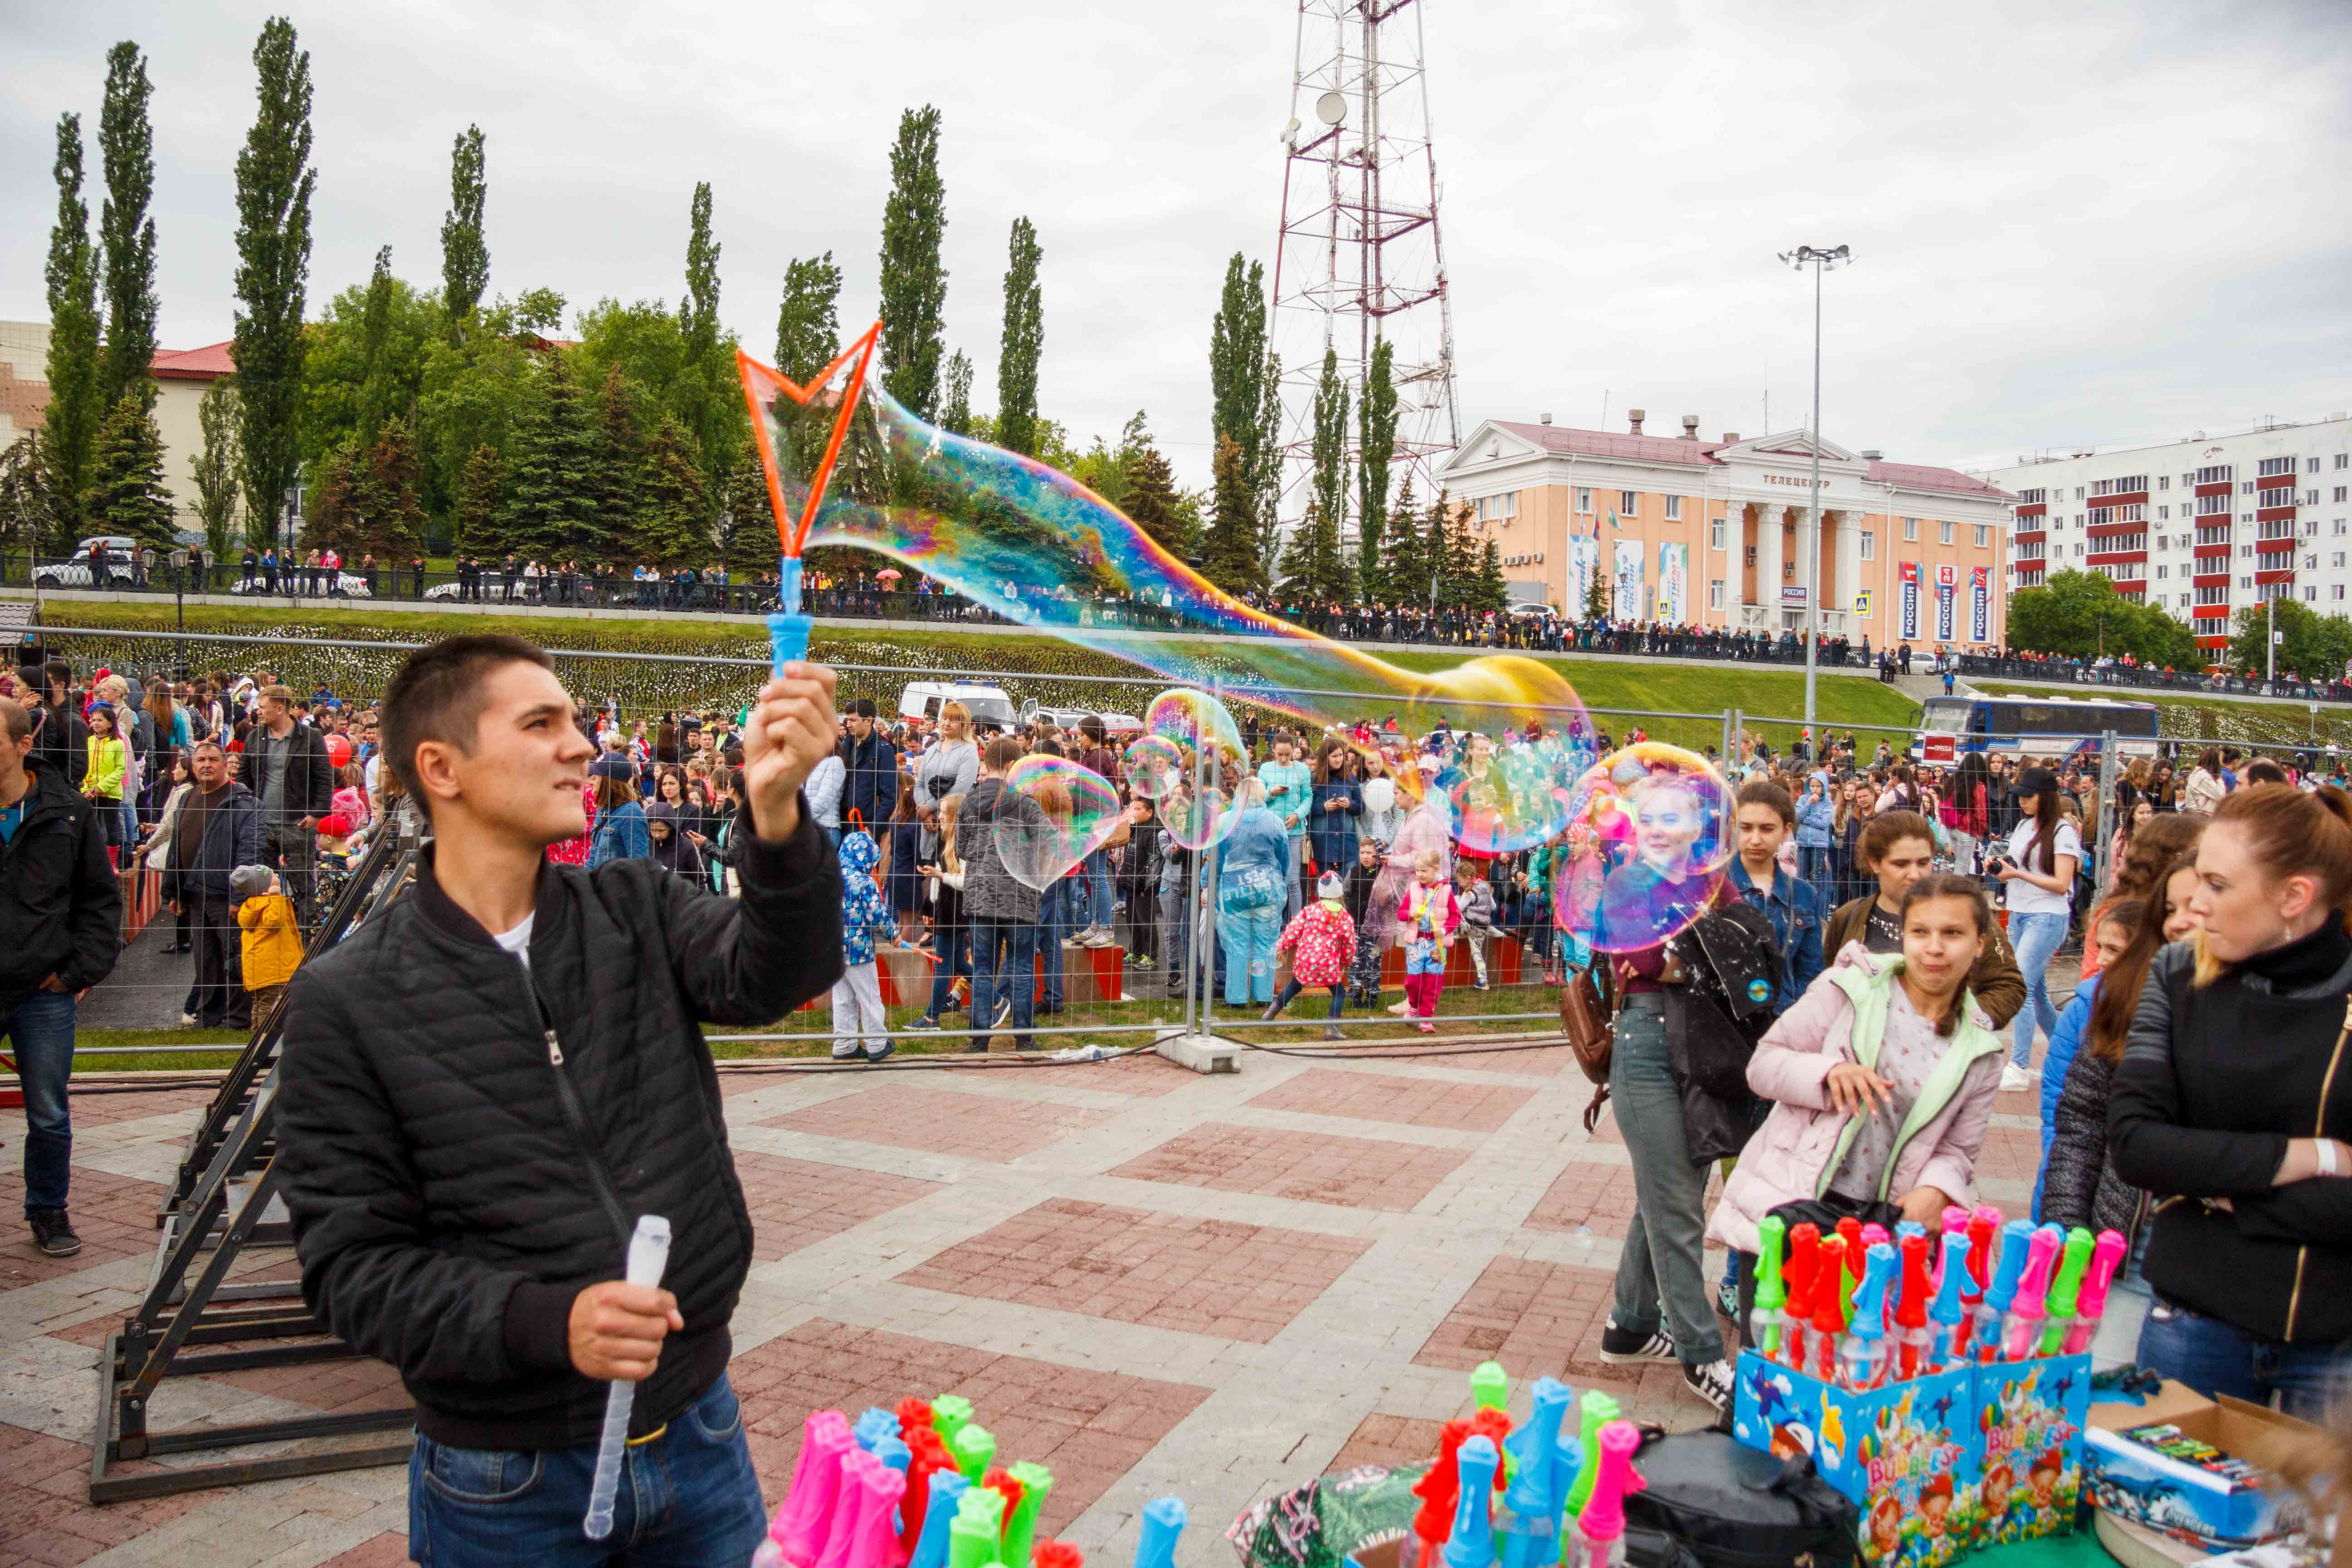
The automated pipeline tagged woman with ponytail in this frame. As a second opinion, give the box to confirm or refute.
[2107,784,2352,1416]
[1994,766,2082,1091]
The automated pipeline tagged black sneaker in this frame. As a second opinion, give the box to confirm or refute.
[906,1016,941,1032]
[28,1208,81,1258]
[1597,1317,1678,1365]
[1681,1358,1735,1416]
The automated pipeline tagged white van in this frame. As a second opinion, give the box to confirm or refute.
[898,681,1019,735]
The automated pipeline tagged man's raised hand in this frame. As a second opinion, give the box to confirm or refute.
[742,662,839,841]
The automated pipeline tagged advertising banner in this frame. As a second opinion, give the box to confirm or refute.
[1936,564,1956,642]
[1568,533,1600,617]
[1657,542,1689,624]
[1900,562,1921,640]
[1971,566,1990,643]
[1614,539,1646,619]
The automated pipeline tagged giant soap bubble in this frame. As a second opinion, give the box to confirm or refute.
[992,755,1123,892]
[1553,743,1735,954]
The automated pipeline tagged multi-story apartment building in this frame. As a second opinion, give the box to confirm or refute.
[1983,415,2352,658]
[1433,411,2013,647]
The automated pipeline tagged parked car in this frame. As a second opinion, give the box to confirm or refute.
[229,573,373,598]
[1016,700,1143,739]
[31,536,140,588]
[900,681,1019,736]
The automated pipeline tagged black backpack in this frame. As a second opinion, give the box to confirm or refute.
[1622,1428,1858,1568]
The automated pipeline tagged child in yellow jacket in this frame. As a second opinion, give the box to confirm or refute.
[230,864,302,1019]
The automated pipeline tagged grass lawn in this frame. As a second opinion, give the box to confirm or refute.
[58,982,1564,1078]
[37,599,1926,749]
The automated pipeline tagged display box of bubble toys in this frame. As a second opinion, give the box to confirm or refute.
[1735,1350,2090,1565]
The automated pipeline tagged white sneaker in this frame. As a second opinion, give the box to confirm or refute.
[179,1012,199,1027]
[1998,1063,2036,1093]
[1681,1358,1735,1415]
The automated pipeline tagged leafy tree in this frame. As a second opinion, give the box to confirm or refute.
[1308,346,1350,597]
[511,286,566,335]
[2227,595,2352,680]
[44,114,102,551]
[590,361,644,566]
[1356,337,1396,593]
[497,353,597,562]
[2006,568,2196,665]
[351,417,429,558]
[939,350,974,436]
[675,179,738,489]
[193,378,242,559]
[441,124,489,329]
[1583,548,1609,622]
[299,259,436,480]
[353,245,401,447]
[996,217,1043,456]
[1253,349,1283,574]
[638,415,709,568]
[774,251,842,382]
[450,442,500,558]
[97,41,160,412]
[0,434,56,561]
[1476,538,1509,613]
[415,326,531,524]
[877,105,948,418]
[1122,426,1187,554]
[1202,433,1262,594]
[232,16,314,551]
[86,392,175,549]
[300,444,358,551]
[1208,255,1267,456]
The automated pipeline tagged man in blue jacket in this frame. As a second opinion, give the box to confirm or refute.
[837,698,898,836]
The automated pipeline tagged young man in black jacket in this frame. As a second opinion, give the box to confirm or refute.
[0,696,123,1257]
[276,633,843,1564]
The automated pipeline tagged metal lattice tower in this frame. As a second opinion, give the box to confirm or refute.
[1270,0,1460,539]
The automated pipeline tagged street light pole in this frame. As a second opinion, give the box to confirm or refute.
[1778,243,1851,737]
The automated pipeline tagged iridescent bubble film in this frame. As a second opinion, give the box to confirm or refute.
[1554,743,1735,954]
[739,357,1594,853]
[1120,734,1185,802]
[993,755,1123,892]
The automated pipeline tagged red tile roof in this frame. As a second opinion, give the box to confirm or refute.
[150,342,235,380]
[1485,420,2009,499]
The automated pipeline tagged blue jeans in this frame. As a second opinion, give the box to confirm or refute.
[407,1374,766,1567]
[2007,910,2069,1068]
[968,915,1036,1048]
[924,918,970,1020]
[1080,848,1115,929]
[1284,840,1307,921]
[1037,882,1068,1007]
[1797,846,1835,917]
[5,990,75,1212]
[1608,995,1725,1367]
[2136,1299,2352,1422]
[1215,899,1281,1006]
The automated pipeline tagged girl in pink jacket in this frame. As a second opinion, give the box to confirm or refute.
[1706,872,2006,1341]
[1266,870,1360,1039]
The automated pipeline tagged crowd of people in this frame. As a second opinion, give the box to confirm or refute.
[1,637,2345,1493]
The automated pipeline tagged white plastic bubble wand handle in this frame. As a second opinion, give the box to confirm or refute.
[583,1215,672,1541]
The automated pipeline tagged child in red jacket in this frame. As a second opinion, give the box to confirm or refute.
[1396,849,1462,1031]
[1266,871,1359,1039]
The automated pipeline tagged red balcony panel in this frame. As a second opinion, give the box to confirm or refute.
[2255,570,2297,586]
[2195,483,2234,499]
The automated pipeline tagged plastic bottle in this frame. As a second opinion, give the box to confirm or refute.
[2062,1230,2130,1356]
[1926,1232,1973,1372]
[1892,1234,1935,1380]
[1499,1378,1572,1568]
[2037,1228,2096,1356]
[1840,1243,1897,1392]
[1780,1222,1821,1372]
[1562,1391,1621,1521]
[1442,1436,1500,1568]
[1998,1225,2064,1361]
[1809,1234,1849,1382]
[1750,1215,1788,1360]
[1954,1206,2001,1359]
[1133,1497,1186,1568]
[1570,1422,1646,1568]
[1403,1419,1469,1568]
[1972,1220,2033,1364]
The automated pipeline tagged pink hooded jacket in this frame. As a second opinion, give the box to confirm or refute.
[1705,944,2004,1256]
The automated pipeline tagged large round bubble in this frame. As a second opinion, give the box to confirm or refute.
[1157,778,1235,854]
[992,755,1123,892]
[1145,687,1243,760]
[1552,743,1734,954]
[1120,734,1184,802]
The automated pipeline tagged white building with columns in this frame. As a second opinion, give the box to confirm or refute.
[1434,411,2015,648]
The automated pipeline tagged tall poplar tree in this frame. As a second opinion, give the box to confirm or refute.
[676,180,730,485]
[193,378,242,559]
[1356,337,1397,590]
[353,245,397,448]
[440,124,489,329]
[1308,345,1350,597]
[996,217,1043,456]
[774,251,841,382]
[232,16,314,552]
[98,41,160,412]
[1208,255,1266,456]
[1203,434,1262,594]
[43,114,102,549]
[939,351,974,436]
[877,105,948,418]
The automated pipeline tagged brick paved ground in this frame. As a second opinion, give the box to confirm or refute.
[0,958,2077,1566]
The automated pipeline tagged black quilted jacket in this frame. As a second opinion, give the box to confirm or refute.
[276,806,841,1449]
[2041,1040,2143,1238]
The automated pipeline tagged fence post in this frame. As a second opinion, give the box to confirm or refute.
[2095,728,2119,891]
[1721,707,1736,766]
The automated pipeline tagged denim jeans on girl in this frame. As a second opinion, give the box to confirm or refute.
[2006,910,2070,1068]
[1607,995,1725,1369]
[2137,1299,2352,1421]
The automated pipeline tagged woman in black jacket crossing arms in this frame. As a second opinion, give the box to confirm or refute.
[2108,784,2352,1418]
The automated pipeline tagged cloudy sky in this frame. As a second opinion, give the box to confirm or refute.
[6,0,2350,488]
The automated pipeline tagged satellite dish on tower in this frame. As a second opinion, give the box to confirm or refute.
[1314,89,1346,126]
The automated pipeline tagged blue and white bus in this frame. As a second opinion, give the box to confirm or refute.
[1913,693,2161,764]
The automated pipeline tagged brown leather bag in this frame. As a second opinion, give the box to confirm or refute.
[1559,962,1619,1132]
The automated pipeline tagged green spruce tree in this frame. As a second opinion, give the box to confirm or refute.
[1203,433,1262,594]
[353,417,428,559]
[43,114,102,551]
[0,434,55,563]
[86,392,174,549]
[450,442,500,559]
[774,251,841,382]
[996,217,1043,455]
[193,378,242,559]
[1368,477,1416,604]
[498,353,597,563]
[638,416,709,568]
[1356,337,1397,591]
[1122,426,1186,553]
[97,41,160,412]
[1476,537,1508,613]
[232,17,314,550]
[590,361,643,566]
[301,443,359,552]
[441,124,489,330]
[877,105,948,418]
[721,440,777,575]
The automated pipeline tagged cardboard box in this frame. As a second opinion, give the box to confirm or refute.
[1970,1354,2092,1549]
[2086,1379,2320,1549]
